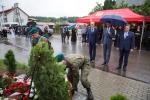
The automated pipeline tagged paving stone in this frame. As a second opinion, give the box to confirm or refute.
[76,69,150,100]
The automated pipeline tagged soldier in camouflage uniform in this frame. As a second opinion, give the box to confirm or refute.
[29,27,52,50]
[56,54,94,100]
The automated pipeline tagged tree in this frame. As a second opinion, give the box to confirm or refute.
[29,41,69,100]
[4,50,16,75]
[103,0,114,10]
[89,2,103,14]
[140,0,150,16]
[130,0,150,16]
[67,17,79,23]
[119,0,129,8]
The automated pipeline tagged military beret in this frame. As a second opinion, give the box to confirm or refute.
[55,53,65,62]
[29,27,39,35]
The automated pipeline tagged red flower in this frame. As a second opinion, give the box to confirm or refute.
[17,90,21,93]
[23,95,28,100]
[0,74,2,78]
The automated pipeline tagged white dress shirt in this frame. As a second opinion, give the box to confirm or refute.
[124,32,128,39]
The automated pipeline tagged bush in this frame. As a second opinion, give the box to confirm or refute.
[29,41,69,100]
[4,50,16,75]
[111,94,127,100]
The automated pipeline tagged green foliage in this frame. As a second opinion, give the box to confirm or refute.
[140,0,150,16]
[29,41,69,100]
[67,17,79,23]
[103,0,114,10]
[30,16,57,22]
[30,16,78,23]
[4,50,16,75]
[89,2,103,14]
[111,94,127,100]
[89,0,116,14]
[119,0,129,8]
[89,0,150,16]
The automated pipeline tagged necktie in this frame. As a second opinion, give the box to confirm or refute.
[108,28,110,33]
[91,28,94,32]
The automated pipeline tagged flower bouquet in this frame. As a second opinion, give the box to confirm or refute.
[0,72,31,100]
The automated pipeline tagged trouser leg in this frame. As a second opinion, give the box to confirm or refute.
[89,43,93,61]
[61,34,63,42]
[123,50,130,69]
[92,44,96,61]
[67,68,79,91]
[81,61,93,100]
[105,44,111,64]
[119,49,124,68]
[81,66,90,89]
[103,44,107,63]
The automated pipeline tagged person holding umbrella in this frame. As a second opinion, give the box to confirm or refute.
[101,22,115,66]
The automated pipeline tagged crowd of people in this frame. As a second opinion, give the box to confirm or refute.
[0,23,53,41]
[29,27,94,100]
[60,22,147,71]
[61,26,73,43]
[0,27,8,39]
[0,21,149,100]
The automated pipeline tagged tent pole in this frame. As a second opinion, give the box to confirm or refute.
[139,21,145,52]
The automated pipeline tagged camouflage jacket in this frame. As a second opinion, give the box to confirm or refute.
[65,54,89,70]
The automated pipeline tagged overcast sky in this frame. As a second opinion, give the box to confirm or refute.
[0,0,104,17]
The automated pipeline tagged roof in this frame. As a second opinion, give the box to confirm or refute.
[0,8,14,14]
[0,7,29,17]
[77,8,146,23]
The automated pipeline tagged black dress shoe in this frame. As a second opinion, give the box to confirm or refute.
[123,66,127,71]
[123,68,127,71]
[116,67,121,70]
[101,62,106,65]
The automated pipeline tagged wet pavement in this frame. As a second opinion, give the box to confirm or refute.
[0,35,150,84]
[1,35,150,100]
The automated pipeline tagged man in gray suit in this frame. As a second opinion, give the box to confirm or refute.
[102,22,115,66]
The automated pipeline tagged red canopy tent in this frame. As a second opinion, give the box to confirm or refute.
[77,8,146,23]
[77,8,150,51]
[145,16,150,22]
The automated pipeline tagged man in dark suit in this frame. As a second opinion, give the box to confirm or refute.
[87,22,98,62]
[117,25,135,71]
[102,22,115,66]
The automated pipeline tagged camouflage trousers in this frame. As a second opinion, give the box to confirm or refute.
[67,58,91,91]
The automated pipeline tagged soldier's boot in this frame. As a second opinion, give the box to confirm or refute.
[71,89,75,96]
[71,88,78,96]
[87,88,94,100]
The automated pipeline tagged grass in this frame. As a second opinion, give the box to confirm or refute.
[0,59,29,74]
[110,94,128,100]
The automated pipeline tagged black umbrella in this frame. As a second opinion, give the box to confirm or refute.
[101,14,127,26]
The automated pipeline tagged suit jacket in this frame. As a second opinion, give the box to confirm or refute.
[117,31,135,50]
[87,27,98,44]
[102,27,115,45]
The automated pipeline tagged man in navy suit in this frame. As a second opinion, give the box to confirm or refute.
[102,22,115,66]
[117,25,135,71]
[87,22,98,62]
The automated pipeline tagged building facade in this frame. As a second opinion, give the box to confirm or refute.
[0,6,29,26]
